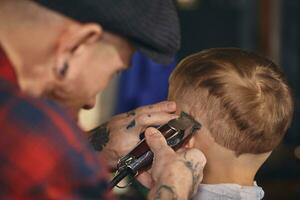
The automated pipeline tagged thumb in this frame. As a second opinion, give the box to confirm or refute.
[145,127,171,155]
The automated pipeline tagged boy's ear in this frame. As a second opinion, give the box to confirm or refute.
[184,136,196,149]
[54,23,103,78]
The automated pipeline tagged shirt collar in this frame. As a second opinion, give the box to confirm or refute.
[0,46,18,86]
[196,182,264,200]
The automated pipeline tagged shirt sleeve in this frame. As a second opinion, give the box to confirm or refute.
[0,86,114,200]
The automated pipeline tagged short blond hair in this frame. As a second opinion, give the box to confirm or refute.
[169,48,294,155]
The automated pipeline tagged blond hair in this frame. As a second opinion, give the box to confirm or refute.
[169,48,294,155]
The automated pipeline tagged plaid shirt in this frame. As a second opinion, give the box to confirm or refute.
[0,47,114,200]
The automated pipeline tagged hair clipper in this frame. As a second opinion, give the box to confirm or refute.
[109,112,201,189]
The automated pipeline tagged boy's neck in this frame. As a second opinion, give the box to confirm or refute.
[202,159,256,186]
[201,145,270,186]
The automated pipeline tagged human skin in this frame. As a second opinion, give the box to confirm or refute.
[0,1,207,199]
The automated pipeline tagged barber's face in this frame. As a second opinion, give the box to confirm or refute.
[48,30,134,117]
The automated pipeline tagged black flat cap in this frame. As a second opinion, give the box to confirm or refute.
[34,0,180,64]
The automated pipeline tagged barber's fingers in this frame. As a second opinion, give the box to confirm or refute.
[135,101,176,115]
[144,127,173,157]
[135,112,178,127]
[181,148,206,167]
[185,149,207,188]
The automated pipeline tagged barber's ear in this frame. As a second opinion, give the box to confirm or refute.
[54,23,103,77]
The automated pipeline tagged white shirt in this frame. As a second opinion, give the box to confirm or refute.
[194,182,264,200]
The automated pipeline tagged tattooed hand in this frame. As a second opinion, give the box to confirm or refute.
[141,127,206,200]
[88,101,178,168]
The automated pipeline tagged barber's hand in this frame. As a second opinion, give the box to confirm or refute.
[89,101,177,168]
[139,127,206,200]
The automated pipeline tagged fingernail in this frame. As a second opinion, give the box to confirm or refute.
[151,128,162,137]
[146,128,157,136]
[167,102,176,110]
[151,129,159,136]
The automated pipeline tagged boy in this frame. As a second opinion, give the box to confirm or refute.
[168,48,294,199]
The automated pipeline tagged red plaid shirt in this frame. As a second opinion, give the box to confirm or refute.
[0,47,114,199]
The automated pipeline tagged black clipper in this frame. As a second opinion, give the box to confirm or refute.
[109,111,201,189]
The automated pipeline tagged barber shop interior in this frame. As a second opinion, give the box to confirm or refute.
[79,1,300,199]
[0,0,299,199]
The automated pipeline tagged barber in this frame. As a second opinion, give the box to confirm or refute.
[0,0,206,199]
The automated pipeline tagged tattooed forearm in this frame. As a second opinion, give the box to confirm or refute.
[126,119,136,129]
[88,123,110,151]
[154,185,178,200]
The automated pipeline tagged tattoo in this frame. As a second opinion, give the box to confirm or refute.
[154,185,178,200]
[88,123,110,151]
[127,110,136,117]
[182,152,202,199]
[126,119,136,130]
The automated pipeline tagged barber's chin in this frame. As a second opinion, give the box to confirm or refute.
[82,104,95,110]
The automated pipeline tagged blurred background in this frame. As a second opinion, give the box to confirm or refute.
[79,0,300,199]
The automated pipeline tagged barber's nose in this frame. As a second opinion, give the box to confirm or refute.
[82,97,96,110]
